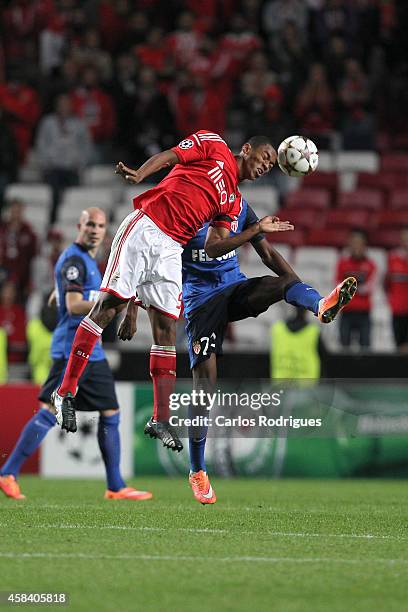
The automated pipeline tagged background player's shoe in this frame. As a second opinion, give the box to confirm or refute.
[144,417,183,452]
[0,475,26,499]
[51,390,77,433]
[189,470,217,505]
[318,277,357,324]
[104,487,153,501]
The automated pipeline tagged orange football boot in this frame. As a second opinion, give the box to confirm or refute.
[0,475,26,499]
[318,277,358,323]
[104,487,152,501]
[189,470,217,505]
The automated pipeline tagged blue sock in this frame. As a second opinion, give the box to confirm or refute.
[97,413,126,492]
[189,436,207,473]
[284,281,322,315]
[188,403,208,473]
[0,408,56,478]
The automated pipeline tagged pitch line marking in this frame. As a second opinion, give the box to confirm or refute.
[0,523,406,541]
[0,552,407,566]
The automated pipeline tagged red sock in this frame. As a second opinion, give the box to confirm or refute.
[150,345,176,422]
[58,317,103,396]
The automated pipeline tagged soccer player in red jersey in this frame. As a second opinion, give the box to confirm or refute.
[51,132,293,449]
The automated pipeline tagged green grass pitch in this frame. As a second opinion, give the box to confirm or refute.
[0,477,407,612]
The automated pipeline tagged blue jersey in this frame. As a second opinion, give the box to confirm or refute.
[182,200,263,316]
[51,243,104,361]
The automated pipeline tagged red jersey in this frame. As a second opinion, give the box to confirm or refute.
[336,254,376,312]
[386,248,408,315]
[133,131,243,245]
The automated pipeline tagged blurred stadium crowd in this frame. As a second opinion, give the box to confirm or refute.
[1,0,408,377]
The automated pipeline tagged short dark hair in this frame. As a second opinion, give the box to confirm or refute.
[247,135,274,149]
[350,228,368,241]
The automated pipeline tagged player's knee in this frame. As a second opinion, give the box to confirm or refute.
[100,409,120,418]
[91,293,125,327]
[151,313,176,345]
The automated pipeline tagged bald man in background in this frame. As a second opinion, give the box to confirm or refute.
[0,208,152,501]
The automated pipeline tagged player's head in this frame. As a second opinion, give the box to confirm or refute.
[237,136,277,181]
[348,228,368,258]
[76,207,106,253]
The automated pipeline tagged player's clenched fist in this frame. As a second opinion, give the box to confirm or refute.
[259,215,294,233]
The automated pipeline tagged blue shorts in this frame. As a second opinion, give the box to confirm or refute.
[185,278,268,369]
[39,358,119,411]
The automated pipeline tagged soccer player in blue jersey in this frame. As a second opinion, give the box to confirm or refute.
[182,200,356,503]
[0,208,152,501]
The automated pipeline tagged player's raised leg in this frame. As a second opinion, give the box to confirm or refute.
[144,308,183,452]
[51,292,127,432]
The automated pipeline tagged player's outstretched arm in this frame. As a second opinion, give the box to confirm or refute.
[115,150,179,184]
[204,216,294,259]
[252,238,299,278]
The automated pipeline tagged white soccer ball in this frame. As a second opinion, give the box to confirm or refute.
[277,135,319,177]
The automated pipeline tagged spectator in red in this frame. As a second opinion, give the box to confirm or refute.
[0,66,41,162]
[336,229,376,349]
[69,65,116,162]
[2,0,55,66]
[219,13,262,79]
[97,0,132,53]
[295,63,334,149]
[339,58,374,150]
[0,199,38,302]
[166,11,203,68]
[385,227,408,351]
[135,28,168,74]
[170,71,227,137]
[0,280,27,363]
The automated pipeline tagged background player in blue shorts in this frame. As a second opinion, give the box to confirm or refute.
[0,208,152,502]
[182,200,356,504]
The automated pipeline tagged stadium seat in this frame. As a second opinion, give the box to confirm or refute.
[369,229,401,249]
[123,184,157,205]
[266,228,306,248]
[312,151,335,172]
[5,183,52,207]
[324,209,370,230]
[336,151,379,173]
[389,189,408,210]
[380,154,408,174]
[373,210,408,229]
[275,208,324,231]
[306,229,349,248]
[293,246,338,293]
[59,187,115,223]
[239,185,279,213]
[301,171,338,195]
[337,189,383,210]
[82,165,117,186]
[357,172,408,194]
[284,188,331,209]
